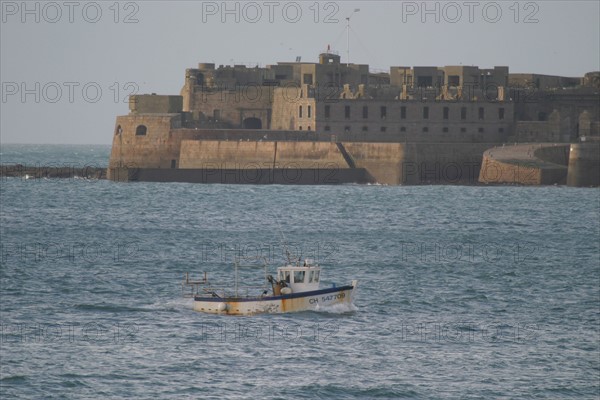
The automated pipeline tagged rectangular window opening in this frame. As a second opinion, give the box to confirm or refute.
[294,271,304,283]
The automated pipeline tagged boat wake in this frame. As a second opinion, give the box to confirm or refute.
[143,298,194,312]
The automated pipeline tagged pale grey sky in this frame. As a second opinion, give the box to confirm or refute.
[1,0,599,144]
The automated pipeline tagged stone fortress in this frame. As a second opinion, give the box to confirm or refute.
[108,51,600,186]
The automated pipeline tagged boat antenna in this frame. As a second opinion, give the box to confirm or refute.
[275,215,292,264]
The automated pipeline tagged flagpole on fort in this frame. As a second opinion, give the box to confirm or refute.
[346,9,360,68]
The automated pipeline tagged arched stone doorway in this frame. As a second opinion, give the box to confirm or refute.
[243,117,262,129]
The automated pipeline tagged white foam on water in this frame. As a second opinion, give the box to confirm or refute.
[314,302,358,314]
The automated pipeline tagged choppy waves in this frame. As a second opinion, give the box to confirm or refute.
[1,145,599,399]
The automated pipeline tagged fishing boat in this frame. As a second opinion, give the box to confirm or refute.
[182,258,357,315]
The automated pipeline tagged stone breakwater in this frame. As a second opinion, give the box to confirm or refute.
[478,142,599,187]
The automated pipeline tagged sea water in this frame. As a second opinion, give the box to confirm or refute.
[1,144,598,399]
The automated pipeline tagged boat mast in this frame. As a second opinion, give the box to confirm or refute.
[275,216,293,264]
[234,259,238,297]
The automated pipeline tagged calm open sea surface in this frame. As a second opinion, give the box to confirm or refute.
[1,144,599,399]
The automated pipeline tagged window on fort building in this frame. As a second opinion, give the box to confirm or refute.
[345,106,351,119]
[380,126,387,132]
[401,106,406,120]
[214,109,221,120]
[363,106,369,119]
[461,127,467,133]
[418,76,433,87]
[400,126,406,132]
[443,107,449,120]
[478,127,484,133]
[499,108,505,120]
[135,125,147,136]
[325,126,331,132]
[303,74,313,85]
[461,107,467,120]
[308,105,312,118]
[381,106,387,119]
[308,126,311,131]
[115,125,122,135]
[443,127,449,133]
[479,107,485,120]
[362,126,368,132]
[325,105,331,118]
[423,107,429,119]
[422,127,429,133]
[299,106,303,118]
[448,75,460,86]
[345,126,351,132]
[171,160,176,169]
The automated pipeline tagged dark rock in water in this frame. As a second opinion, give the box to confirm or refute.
[0,164,107,180]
